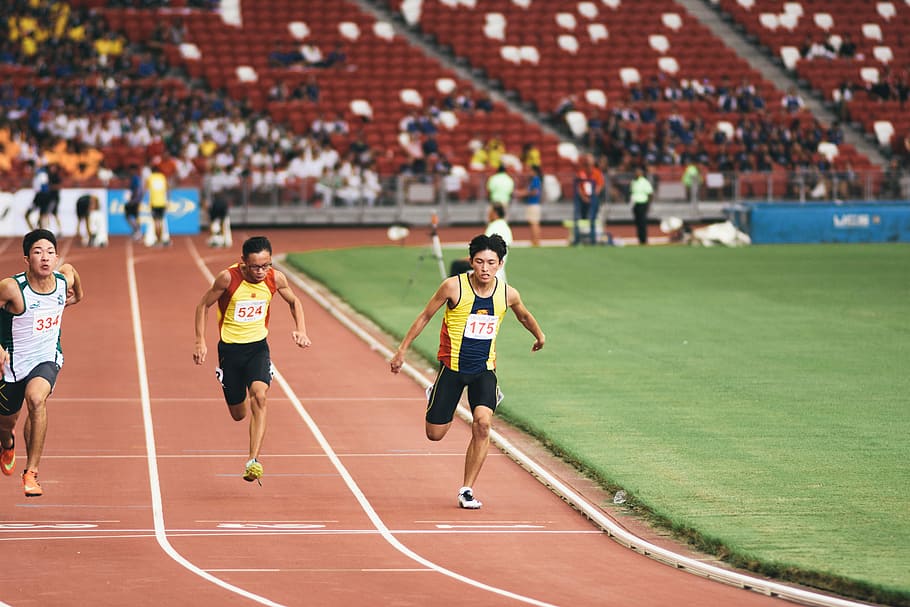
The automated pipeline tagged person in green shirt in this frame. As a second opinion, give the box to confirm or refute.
[629,166,654,244]
[486,164,514,205]
[682,162,702,202]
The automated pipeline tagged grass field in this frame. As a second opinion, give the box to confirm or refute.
[285,242,910,606]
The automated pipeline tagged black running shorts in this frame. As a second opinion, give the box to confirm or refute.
[0,362,61,416]
[425,364,498,425]
[216,339,272,406]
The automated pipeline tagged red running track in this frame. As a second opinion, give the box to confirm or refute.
[0,228,819,606]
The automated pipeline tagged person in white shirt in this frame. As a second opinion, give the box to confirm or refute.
[484,202,513,282]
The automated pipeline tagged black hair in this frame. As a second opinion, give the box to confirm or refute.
[242,236,272,258]
[469,233,507,261]
[23,229,57,256]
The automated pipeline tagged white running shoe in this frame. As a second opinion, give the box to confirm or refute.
[458,488,482,509]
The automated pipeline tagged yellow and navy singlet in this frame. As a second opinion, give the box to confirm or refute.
[217,264,277,344]
[438,273,507,373]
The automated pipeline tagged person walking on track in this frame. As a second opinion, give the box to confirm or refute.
[389,233,546,509]
[146,163,169,246]
[0,229,84,497]
[193,236,312,484]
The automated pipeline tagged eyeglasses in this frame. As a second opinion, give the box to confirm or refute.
[246,263,272,272]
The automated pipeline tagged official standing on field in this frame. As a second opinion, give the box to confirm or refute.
[629,166,654,245]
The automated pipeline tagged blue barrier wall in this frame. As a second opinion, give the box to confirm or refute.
[107,187,200,235]
[735,203,910,244]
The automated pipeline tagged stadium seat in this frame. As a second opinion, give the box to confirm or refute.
[813,13,834,31]
[778,13,798,31]
[484,13,506,40]
[180,43,202,60]
[578,2,599,19]
[585,88,608,108]
[438,111,458,129]
[501,46,521,64]
[565,111,589,137]
[519,45,540,64]
[236,66,258,82]
[400,88,423,106]
[658,56,679,75]
[373,21,395,40]
[662,13,683,31]
[558,35,580,54]
[289,21,310,40]
[876,2,896,21]
[620,67,641,87]
[339,22,361,41]
[759,13,779,31]
[587,23,608,42]
[649,34,670,54]
[350,99,373,120]
[400,0,421,26]
[817,141,839,161]
[874,120,895,146]
[783,2,803,18]
[780,46,800,70]
[557,141,580,163]
[860,66,880,85]
[862,23,884,42]
[556,13,577,30]
[436,77,457,94]
[873,46,893,64]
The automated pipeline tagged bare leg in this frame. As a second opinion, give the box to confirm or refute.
[425,421,452,441]
[529,220,541,247]
[462,406,493,489]
[23,379,52,473]
[247,381,269,461]
[0,413,17,449]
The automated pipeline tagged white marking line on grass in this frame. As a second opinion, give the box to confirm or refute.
[129,239,285,607]
[187,241,559,607]
[280,259,872,607]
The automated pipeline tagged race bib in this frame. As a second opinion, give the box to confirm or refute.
[33,311,61,335]
[233,300,266,323]
[464,313,498,340]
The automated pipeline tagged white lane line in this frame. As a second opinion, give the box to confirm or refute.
[129,239,285,607]
[187,241,559,607]
[280,258,873,607]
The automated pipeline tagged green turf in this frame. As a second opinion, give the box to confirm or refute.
[285,243,910,605]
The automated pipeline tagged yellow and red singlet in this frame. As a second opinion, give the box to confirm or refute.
[217,264,277,344]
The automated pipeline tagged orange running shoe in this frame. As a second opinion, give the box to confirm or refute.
[22,470,42,497]
[0,434,14,476]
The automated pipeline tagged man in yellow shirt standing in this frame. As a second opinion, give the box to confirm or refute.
[146,163,169,246]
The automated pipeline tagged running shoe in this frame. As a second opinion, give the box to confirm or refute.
[22,470,42,497]
[458,488,482,509]
[0,434,14,476]
[243,458,263,485]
